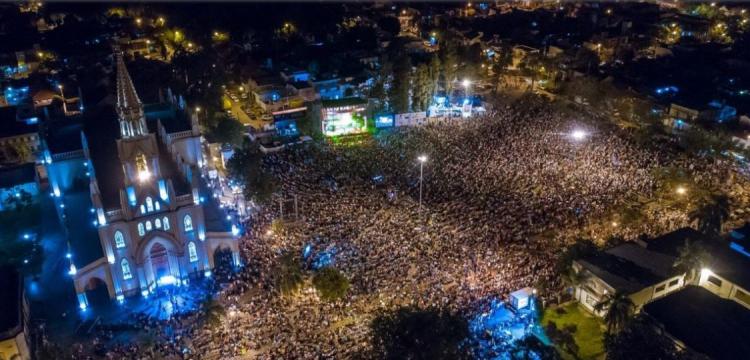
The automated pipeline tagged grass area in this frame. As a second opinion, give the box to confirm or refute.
[541,302,606,360]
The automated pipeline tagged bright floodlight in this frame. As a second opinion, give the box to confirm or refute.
[418,155,428,163]
[462,79,471,88]
[570,129,588,141]
[138,170,151,182]
[676,186,687,195]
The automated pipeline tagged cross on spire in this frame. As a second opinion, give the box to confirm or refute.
[115,51,147,138]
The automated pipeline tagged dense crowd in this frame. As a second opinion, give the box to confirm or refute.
[63,96,742,359]
[191,96,734,358]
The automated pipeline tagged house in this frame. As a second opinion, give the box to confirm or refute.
[643,286,750,360]
[574,227,750,316]
[572,240,685,314]
[511,45,540,70]
[0,106,41,166]
[667,100,737,128]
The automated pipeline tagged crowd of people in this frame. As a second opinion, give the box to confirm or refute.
[189,95,737,358]
[59,95,745,359]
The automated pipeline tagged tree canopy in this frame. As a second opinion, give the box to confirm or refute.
[312,267,350,301]
[370,307,470,360]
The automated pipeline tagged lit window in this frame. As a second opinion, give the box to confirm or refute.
[183,214,193,232]
[163,217,170,230]
[114,230,125,248]
[188,242,198,262]
[146,197,154,212]
[155,218,162,229]
[138,223,145,236]
[121,259,132,280]
[146,221,152,231]
[154,201,160,211]
[140,204,146,214]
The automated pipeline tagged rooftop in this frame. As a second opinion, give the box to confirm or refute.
[578,250,664,293]
[644,286,750,360]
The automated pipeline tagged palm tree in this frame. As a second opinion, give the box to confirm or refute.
[689,194,730,238]
[673,240,710,283]
[594,291,634,334]
[562,267,590,294]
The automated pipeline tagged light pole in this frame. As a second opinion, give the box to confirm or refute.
[418,155,427,214]
[462,78,471,98]
[58,84,67,115]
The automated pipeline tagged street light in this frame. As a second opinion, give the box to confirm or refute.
[676,186,687,195]
[462,79,471,88]
[417,155,427,214]
[570,129,588,141]
[58,84,67,114]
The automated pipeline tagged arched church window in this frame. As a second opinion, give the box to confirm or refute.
[146,197,154,212]
[138,223,145,236]
[183,214,193,232]
[121,259,133,280]
[155,218,162,229]
[114,231,125,249]
[154,201,161,211]
[145,221,152,231]
[163,217,170,230]
[140,204,146,214]
[135,153,150,181]
[188,242,198,263]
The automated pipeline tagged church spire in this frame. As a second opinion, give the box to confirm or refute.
[115,51,147,138]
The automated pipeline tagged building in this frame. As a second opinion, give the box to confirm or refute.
[0,266,31,360]
[0,106,41,166]
[58,53,239,309]
[572,239,686,314]
[574,227,750,315]
[644,286,750,360]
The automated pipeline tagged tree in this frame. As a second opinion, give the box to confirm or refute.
[574,47,599,74]
[545,321,579,358]
[554,238,597,276]
[673,240,710,283]
[371,307,470,360]
[605,316,684,360]
[594,291,634,334]
[312,267,350,301]
[275,252,304,295]
[411,63,432,112]
[689,194,730,238]
[202,299,225,327]
[562,266,590,294]
[388,53,411,113]
[226,143,276,204]
[209,115,245,147]
[511,335,560,360]
[439,39,459,95]
[429,55,441,95]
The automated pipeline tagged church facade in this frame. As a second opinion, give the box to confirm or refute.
[63,53,239,309]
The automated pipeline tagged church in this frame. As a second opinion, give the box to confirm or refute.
[40,51,240,309]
